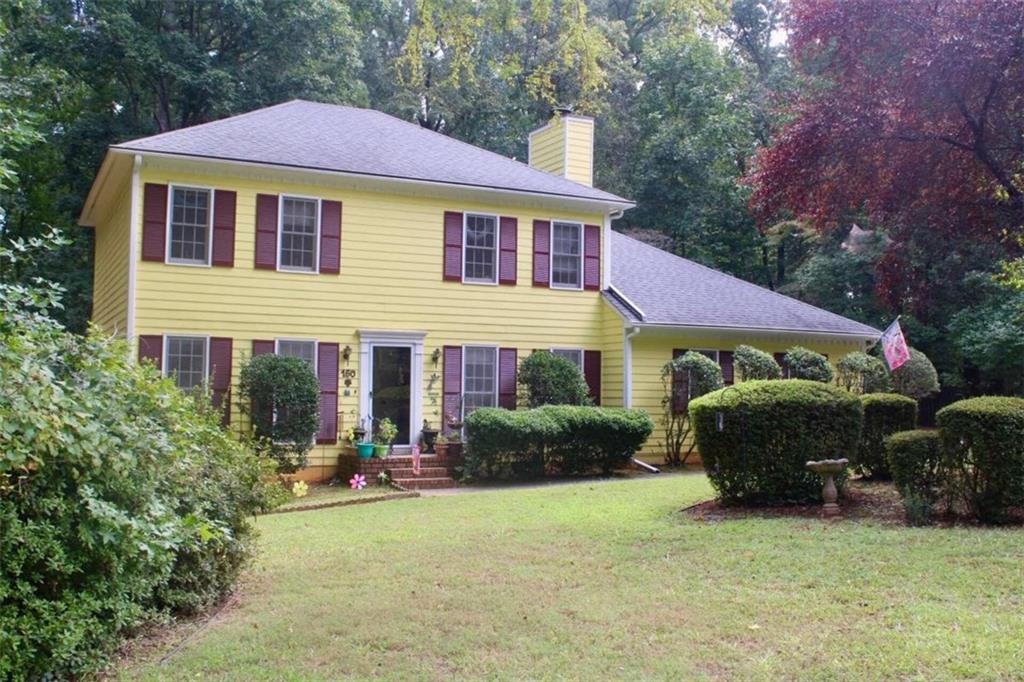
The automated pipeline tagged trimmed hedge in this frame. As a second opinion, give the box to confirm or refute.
[690,380,862,504]
[463,405,653,479]
[885,429,942,524]
[937,397,1024,523]
[783,346,834,383]
[734,344,782,381]
[858,393,917,478]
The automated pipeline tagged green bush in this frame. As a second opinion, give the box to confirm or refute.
[836,351,892,394]
[857,393,917,478]
[463,405,653,479]
[937,397,1024,523]
[660,351,723,466]
[783,346,835,382]
[238,353,321,472]
[734,344,782,381]
[517,351,592,407]
[891,347,940,400]
[690,380,862,504]
[0,322,279,680]
[885,429,942,524]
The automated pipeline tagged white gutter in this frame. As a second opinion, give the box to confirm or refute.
[606,284,645,321]
[126,154,142,346]
[623,325,641,408]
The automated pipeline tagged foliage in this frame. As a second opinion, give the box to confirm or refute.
[857,394,917,479]
[949,284,1024,395]
[782,346,833,383]
[884,429,943,525]
[836,352,892,395]
[937,397,1024,524]
[463,406,653,479]
[891,348,940,401]
[374,417,398,445]
[517,351,592,408]
[660,351,724,466]
[733,344,781,381]
[238,354,321,473]
[690,380,862,505]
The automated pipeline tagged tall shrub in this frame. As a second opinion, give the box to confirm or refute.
[690,380,862,504]
[734,344,782,381]
[885,430,943,525]
[783,346,835,382]
[517,351,591,407]
[836,351,892,394]
[857,393,917,478]
[891,347,940,400]
[660,351,723,466]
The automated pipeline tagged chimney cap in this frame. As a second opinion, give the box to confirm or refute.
[552,104,574,117]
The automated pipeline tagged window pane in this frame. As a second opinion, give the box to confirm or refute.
[169,187,210,264]
[551,222,581,287]
[463,346,497,416]
[166,337,207,391]
[552,348,583,370]
[464,214,497,282]
[277,340,317,369]
[280,197,318,271]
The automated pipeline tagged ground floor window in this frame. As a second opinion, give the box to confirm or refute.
[165,336,208,391]
[551,347,584,371]
[463,346,497,417]
[276,338,317,370]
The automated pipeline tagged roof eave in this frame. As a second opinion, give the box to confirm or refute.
[632,320,881,340]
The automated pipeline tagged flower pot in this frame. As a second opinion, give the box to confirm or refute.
[373,444,389,458]
[434,443,449,457]
[421,429,439,454]
[356,442,375,458]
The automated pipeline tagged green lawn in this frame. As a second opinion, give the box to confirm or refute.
[122,474,1024,680]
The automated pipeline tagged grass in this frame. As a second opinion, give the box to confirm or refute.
[275,483,410,512]
[122,474,1024,680]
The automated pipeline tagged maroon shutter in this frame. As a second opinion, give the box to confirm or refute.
[774,352,789,378]
[583,224,601,290]
[142,184,168,262]
[316,343,339,444]
[584,350,602,405]
[499,217,517,285]
[255,194,278,269]
[498,347,517,409]
[443,211,463,281]
[209,337,233,426]
[532,220,550,286]
[720,351,734,385]
[211,190,236,267]
[442,346,463,434]
[252,339,275,356]
[320,200,342,274]
[139,334,163,369]
[672,348,689,414]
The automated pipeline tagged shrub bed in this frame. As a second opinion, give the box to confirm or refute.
[690,380,862,504]
[463,405,653,479]
[937,397,1024,523]
[885,429,943,525]
[858,393,917,478]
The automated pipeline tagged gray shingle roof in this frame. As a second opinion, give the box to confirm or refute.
[608,232,881,337]
[113,100,630,205]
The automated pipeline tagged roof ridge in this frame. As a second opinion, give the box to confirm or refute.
[114,99,304,148]
[612,231,880,334]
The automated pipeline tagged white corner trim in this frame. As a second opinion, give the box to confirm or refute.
[126,154,142,346]
[357,330,426,449]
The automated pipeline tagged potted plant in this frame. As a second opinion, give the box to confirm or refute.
[374,417,398,458]
[420,419,439,454]
[433,434,450,457]
[356,439,375,458]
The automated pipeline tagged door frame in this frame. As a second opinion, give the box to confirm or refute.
[358,330,425,451]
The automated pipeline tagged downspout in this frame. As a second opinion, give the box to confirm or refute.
[623,325,640,408]
[126,154,142,347]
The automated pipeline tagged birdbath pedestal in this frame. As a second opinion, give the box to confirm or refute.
[805,458,849,517]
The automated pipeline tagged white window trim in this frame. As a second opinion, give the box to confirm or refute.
[276,194,321,274]
[548,219,584,291]
[274,337,319,373]
[461,344,499,421]
[165,183,214,268]
[550,347,584,370]
[462,212,500,285]
[162,334,211,388]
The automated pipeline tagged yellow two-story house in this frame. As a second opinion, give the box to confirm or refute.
[80,100,879,483]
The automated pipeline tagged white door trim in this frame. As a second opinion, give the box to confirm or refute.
[358,330,426,451]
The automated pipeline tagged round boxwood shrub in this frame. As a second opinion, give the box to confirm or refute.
[836,351,892,394]
[885,429,942,525]
[517,351,592,407]
[857,393,917,478]
[734,344,782,381]
[892,347,940,400]
[936,397,1024,523]
[690,380,863,505]
[783,346,835,383]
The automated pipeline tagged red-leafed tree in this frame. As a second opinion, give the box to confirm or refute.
[749,0,1024,242]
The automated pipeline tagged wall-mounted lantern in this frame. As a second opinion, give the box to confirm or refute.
[431,348,442,366]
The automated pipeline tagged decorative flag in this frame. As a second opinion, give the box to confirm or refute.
[412,444,421,476]
[880,318,911,370]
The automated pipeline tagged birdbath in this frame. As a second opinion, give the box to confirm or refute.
[805,458,849,517]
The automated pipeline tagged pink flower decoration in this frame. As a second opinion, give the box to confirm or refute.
[349,474,367,490]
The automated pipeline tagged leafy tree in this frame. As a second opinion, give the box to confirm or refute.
[734,344,782,381]
[517,351,592,407]
[783,346,833,383]
[660,350,723,466]
[949,287,1024,396]
[836,351,892,395]
[891,348,940,401]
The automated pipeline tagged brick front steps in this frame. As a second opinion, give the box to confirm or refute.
[338,447,462,490]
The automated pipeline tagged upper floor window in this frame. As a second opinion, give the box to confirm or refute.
[276,338,317,369]
[168,186,211,265]
[551,221,582,289]
[279,196,319,272]
[463,214,497,284]
[551,348,583,371]
[463,346,497,417]
[165,335,208,391]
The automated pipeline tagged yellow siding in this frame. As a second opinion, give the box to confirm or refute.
[629,333,866,464]
[528,118,565,176]
[91,180,131,336]
[132,162,611,480]
[564,118,594,186]
[600,303,625,407]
